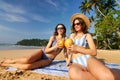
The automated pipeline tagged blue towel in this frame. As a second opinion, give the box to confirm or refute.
[105,63,120,69]
[6,60,69,77]
[6,60,120,77]
[32,60,69,77]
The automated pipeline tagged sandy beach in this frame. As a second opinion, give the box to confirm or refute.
[0,49,120,80]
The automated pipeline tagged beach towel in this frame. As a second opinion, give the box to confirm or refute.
[6,60,120,77]
[6,60,69,77]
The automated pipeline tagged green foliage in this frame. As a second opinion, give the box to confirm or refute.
[16,39,48,46]
[79,0,120,49]
[79,0,117,17]
[95,10,120,49]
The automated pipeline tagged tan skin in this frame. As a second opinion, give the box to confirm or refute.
[1,24,67,70]
[66,19,120,80]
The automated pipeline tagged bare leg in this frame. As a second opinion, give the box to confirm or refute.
[68,63,97,80]
[1,59,52,70]
[3,49,43,64]
[87,56,115,80]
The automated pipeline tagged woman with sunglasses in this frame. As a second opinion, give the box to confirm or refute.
[1,23,67,70]
[66,13,120,80]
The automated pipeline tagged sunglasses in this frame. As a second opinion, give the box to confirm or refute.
[57,27,64,30]
[74,22,81,26]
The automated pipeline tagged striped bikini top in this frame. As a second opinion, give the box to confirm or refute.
[70,34,88,47]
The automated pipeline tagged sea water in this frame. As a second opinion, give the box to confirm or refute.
[0,44,42,50]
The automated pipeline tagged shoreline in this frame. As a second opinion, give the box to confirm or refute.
[0,44,43,50]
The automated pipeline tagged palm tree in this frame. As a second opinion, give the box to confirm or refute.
[79,0,106,17]
[79,0,92,14]
[90,0,106,17]
[115,0,120,6]
[104,0,116,14]
[79,0,117,17]
[79,0,119,49]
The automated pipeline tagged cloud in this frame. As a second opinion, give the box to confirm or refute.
[0,1,29,22]
[0,24,26,35]
[31,14,50,23]
[45,0,58,8]
[0,24,52,38]
[0,1,26,14]
[0,13,29,22]
[0,25,16,32]
[0,1,51,23]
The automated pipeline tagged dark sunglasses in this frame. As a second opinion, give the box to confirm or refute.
[57,27,64,30]
[74,22,81,26]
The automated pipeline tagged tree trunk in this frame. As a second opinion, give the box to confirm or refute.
[96,7,106,17]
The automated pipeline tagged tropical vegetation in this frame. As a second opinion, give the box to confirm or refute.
[79,0,120,49]
[16,39,48,46]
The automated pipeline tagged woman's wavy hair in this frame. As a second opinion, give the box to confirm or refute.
[53,23,66,37]
[71,18,88,34]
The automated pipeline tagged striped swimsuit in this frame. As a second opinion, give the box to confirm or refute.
[71,34,90,67]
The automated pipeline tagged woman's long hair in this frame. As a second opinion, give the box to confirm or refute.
[53,23,66,37]
[71,18,88,34]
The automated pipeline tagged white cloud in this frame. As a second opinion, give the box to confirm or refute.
[0,13,29,22]
[31,15,50,23]
[0,0,59,23]
[45,0,58,8]
[0,1,29,22]
[0,25,16,32]
[0,1,26,14]
[0,25,24,34]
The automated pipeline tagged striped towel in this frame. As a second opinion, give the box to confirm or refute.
[6,60,120,77]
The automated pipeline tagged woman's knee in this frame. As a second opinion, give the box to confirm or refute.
[21,57,31,64]
[68,64,83,80]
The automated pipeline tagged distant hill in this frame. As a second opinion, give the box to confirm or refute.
[16,39,49,46]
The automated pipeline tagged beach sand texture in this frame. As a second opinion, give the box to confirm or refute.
[0,49,120,80]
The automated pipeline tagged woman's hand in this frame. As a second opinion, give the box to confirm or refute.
[67,45,79,53]
[53,41,63,51]
[57,40,64,49]
[68,45,85,53]
[54,42,59,49]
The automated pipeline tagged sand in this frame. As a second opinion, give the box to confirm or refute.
[0,49,120,80]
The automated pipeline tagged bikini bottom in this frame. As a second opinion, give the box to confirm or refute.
[71,55,90,67]
[42,52,54,61]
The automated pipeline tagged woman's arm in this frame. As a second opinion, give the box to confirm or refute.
[63,48,72,66]
[66,53,72,66]
[45,36,58,53]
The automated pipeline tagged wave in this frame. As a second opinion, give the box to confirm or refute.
[0,44,43,50]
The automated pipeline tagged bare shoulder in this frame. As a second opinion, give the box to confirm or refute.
[86,33,92,37]
[49,35,55,41]
[86,33,93,40]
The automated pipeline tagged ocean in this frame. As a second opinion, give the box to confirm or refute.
[0,44,43,50]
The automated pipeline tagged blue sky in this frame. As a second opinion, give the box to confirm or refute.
[0,0,97,44]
